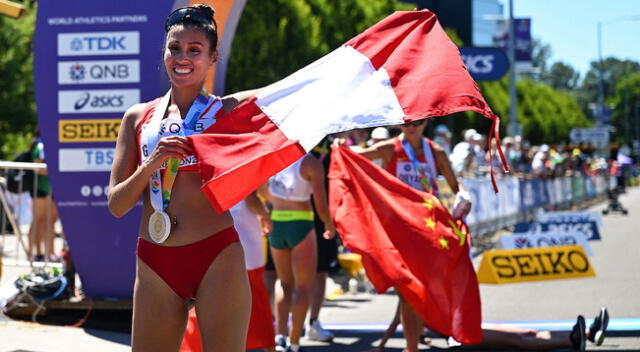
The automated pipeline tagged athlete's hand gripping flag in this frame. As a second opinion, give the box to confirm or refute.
[329,145,482,344]
[188,9,507,213]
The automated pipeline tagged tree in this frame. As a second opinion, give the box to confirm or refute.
[543,61,580,91]
[225,0,410,93]
[0,0,37,158]
[581,58,640,117]
[609,72,640,145]
[531,38,552,77]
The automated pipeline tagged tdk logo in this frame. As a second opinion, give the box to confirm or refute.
[70,36,127,51]
[58,31,140,56]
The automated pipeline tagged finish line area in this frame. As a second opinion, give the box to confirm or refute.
[322,318,640,333]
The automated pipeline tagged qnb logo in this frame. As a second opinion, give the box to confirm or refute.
[70,36,127,52]
[74,92,125,111]
[69,64,85,81]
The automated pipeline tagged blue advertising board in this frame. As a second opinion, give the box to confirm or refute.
[34,0,247,298]
[34,1,176,298]
[459,47,509,81]
[514,220,601,241]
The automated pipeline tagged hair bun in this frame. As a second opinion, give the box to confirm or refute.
[193,3,215,20]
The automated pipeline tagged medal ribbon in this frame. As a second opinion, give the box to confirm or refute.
[141,89,222,213]
[402,137,439,197]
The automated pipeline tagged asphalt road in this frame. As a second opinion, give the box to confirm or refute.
[1,187,639,351]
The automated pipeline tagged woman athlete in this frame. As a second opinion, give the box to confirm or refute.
[108,4,256,351]
[351,120,471,352]
[264,153,336,352]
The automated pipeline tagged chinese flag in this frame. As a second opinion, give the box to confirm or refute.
[328,146,482,344]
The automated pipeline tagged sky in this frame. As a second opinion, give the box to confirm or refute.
[498,0,640,77]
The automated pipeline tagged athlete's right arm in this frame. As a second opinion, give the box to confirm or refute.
[107,104,192,218]
[335,138,393,166]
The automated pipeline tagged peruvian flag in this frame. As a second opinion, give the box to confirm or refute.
[328,145,483,343]
[189,10,503,213]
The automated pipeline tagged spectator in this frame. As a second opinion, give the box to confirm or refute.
[432,124,452,156]
[532,144,551,177]
[368,127,390,146]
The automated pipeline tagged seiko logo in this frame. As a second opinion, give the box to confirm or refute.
[73,92,125,111]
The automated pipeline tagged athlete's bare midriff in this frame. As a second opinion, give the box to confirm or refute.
[139,170,233,246]
[270,196,313,212]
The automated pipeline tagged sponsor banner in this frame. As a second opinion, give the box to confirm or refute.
[514,220,601,241]
[514,18,532,62]
[35,0,247,299]
[477,245,595,284]
[59,148,114,172]
[58,89,140,114]
[570,127,610,147]
[536,210,603,228]
[59,119,121,142]
[58,31,139,56]
[459,47,509,81]
[499,231,593,256]
[492,18,532,63]
[58,59,140,84]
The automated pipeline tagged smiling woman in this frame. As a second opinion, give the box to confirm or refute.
[107,4,257,351]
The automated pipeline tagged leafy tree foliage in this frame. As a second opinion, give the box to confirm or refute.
[609,72,640,145]
[0,1,37,158]
[225,0,409,93]
[543,61,580,91]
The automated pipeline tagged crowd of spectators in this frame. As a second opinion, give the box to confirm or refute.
[342,123,629,183]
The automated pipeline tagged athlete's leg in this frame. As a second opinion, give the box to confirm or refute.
[399,296,422,352]
[288,230,317,345]
[131,258,189,352]
[463,328,572,350]
[29,195,48,258]
[271,246,293,337]
[309,271,326,321]
[195,242,251,352]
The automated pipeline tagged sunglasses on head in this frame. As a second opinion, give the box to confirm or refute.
[165,6,217,32]
[404,120,425,127]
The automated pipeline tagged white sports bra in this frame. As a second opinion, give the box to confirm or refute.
[269,155,313,202]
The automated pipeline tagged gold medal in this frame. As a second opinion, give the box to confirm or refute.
[148,211,171,243]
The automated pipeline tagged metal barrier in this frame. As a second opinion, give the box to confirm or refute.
[0,160,59,268]
[462,173,609,236]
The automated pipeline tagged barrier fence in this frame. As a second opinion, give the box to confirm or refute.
[0,161,614,263]
[462,174,609,236]
[0,160,48,265]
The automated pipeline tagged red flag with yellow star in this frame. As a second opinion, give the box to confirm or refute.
[328,146,482,344]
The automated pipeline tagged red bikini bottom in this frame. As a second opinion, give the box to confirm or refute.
[136,226,239,299]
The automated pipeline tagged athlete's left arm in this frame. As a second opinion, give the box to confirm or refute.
[433,144,460,194]
[245,190,272,235]
[301,155,336,240]
[434,144,472,218]
[221,88,263,113]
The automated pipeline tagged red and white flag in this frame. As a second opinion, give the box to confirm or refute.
[189,10,504,213]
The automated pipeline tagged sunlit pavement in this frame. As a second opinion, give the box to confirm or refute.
[1,187,639,351]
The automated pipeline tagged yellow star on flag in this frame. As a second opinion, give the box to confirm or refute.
[422,198,433,210]
[448,219,467,246]
[438,236,449,249]
[424,217,436,230]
